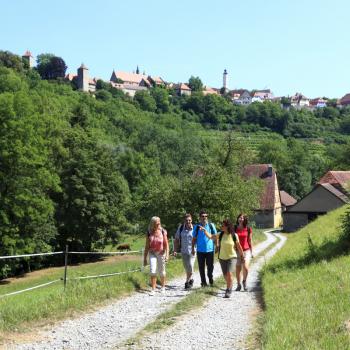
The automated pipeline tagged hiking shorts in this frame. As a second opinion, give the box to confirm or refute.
[236,250,252,267]
[149,251,166,277]
[182,253,195,274]
[219,258,234,275]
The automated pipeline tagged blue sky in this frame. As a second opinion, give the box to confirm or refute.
[1,0,349,98]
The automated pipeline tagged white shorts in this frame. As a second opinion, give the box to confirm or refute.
[236,250,252,266]
[149,251,166,277]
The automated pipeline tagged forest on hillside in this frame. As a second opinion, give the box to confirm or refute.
[0,50,349,278]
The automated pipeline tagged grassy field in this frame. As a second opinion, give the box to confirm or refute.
[0,228,267,342]
[259,206,350,349]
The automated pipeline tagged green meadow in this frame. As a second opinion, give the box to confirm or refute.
[260,206,350,349]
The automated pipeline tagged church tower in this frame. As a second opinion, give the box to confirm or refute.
[223,69,228,91]
[77,63,89,92]
[22,51,35,68]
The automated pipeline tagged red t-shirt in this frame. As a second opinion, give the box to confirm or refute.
[235,226,252,251]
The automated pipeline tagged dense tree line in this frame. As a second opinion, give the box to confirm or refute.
[0,50,349,278]
[0,53,261,278]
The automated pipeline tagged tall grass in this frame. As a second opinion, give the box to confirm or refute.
[260,205,350,349]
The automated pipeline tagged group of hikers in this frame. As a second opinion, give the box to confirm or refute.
[143,210,253,298]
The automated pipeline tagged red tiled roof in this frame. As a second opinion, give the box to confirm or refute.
[112,70,150,85]
[23,50,33,57]
[280,190,297,207]
[318,171,350,194]
[174,83,191,91]
[242,164,277,210]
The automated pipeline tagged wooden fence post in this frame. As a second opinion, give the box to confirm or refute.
[141,248,144,272]
[63,245,69,290]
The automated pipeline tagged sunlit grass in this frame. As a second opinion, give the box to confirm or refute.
[260,206,350,349]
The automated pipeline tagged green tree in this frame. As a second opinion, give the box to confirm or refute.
[36,54,67,80]
[134,90,156,112]
[0,50,25,72]
[188,76,203,92]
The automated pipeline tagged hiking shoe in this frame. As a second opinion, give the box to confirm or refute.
[184,282,190,290]
[149,289,155,296]
[224,288,232,298]
[235,284,242,291]
[209,278,214,286]
[161,287,166,294]
[188,279,194,287]
[201,282,208,287]
[242,280,248,291]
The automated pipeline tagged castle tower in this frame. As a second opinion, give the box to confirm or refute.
[22,50,35,68]
[223,69,228,91]
[77,63,89,92]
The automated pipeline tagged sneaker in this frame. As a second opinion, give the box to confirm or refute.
[209,278,214,286]
[235,284,242,291]
[149,289,155,296]
[224,288,232,298]
[161,287,166,293]
[188,279,194,287]
[242,280,248,291]
[184,282,190,290]
[201,282,208,287]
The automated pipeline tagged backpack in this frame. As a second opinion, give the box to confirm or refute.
[176,224,184,253]
[194,222,215,237]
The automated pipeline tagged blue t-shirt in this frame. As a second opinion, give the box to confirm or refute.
[193,222,217,253]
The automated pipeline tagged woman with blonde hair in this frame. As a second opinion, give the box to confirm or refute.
[143,216,169,295]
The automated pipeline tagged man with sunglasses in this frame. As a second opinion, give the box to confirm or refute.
[174,213,195,289]
[192,210,217,287]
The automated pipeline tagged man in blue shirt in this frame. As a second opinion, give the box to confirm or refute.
[191,210,217,286]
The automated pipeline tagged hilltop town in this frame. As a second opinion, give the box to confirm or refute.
[22,50,350,109]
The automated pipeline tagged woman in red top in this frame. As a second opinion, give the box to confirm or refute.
[235,213,253,291]
[143,216,169,295]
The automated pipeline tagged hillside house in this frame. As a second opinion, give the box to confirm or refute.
[280,190,297,211]
[230,89,252,105]
[203,86,219,95]
[251,89,274,102]
[173,83,192,96]
[290,93,310,109]
[309,97,327,109]
[243,164,282,228]
[339,93,350,106]
[283,170,350,232]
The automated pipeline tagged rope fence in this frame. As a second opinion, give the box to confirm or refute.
[0,247,145,299]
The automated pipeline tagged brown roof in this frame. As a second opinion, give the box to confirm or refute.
[112,70,151,86]
[318,170,350,194]
[280,190,297,207]
[203,86,218,95]
[23,50,33,57]
[242,164,278,210]
[340,93,350,105]
[174,83,191,91]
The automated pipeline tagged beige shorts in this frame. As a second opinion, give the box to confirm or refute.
[236,250,252,266]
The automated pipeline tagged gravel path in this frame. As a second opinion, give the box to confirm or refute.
[132,232,286,350]
[8,231,284,350]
